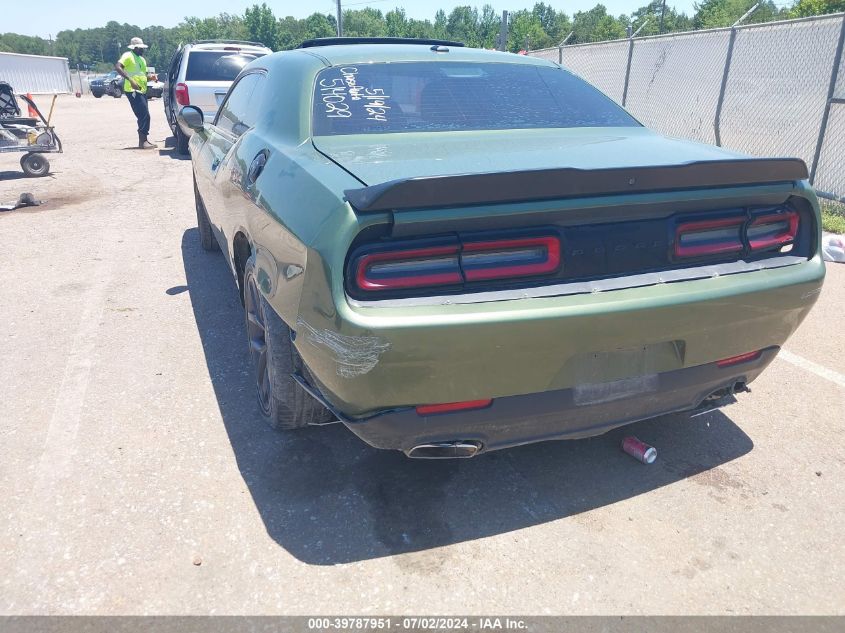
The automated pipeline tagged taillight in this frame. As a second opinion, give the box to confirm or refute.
[175,82,189,106]
[675,207,801,258]
[352,235,561,294]
[675,217,744,258]
[748,210,799,251]
[416,399,492,415]
[355,245,461,292]
[462,236,560,281]
[717,350,762,367]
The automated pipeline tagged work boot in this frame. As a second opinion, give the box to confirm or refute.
[138,133,157,149]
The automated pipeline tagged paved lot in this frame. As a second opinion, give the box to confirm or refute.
[1,96,843,615]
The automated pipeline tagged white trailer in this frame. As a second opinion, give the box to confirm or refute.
[0,52,72,94]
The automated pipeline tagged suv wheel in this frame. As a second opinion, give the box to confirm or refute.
[176,126,189,155]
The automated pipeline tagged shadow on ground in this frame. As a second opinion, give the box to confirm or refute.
[181,228,754,566]
[158,135,189,161]
[0,170,35,181]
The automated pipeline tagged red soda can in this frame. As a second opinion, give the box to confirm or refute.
[622,436,657,464]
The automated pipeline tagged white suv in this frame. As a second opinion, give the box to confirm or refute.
[163,40,271,154]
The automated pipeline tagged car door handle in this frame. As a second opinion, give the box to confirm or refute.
[247,151,268,186]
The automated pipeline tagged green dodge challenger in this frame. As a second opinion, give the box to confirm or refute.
[180,38,824,458]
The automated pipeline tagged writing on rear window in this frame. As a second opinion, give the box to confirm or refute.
[312,61,640,136]
[319,67,391,123]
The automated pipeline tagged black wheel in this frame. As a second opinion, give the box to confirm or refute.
[175,125,189,155]
[21,153,50,177]
[243,256,333,430]
[93,92,102,98]
[194,176,218,252]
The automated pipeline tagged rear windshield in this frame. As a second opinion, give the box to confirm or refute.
[185,51,265,81]
[312,61,639,136]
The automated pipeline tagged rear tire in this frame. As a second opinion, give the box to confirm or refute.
[175,126,189,155]
[93,93,102,98]
[243,257,333,430]
[194,176,218,252]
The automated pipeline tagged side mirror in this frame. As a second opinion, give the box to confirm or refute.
[177,105,205,132]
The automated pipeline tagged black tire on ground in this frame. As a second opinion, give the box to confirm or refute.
[93,93,102,98]
[194,176,218,252]
[175,126,189,155]
[20,153,50,177]
[243,256,334,430]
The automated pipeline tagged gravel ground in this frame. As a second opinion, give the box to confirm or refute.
[0,95,843,615]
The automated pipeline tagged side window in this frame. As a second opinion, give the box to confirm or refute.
[243,75,267,131]
[167,49,182,84]
[215,73,264,138]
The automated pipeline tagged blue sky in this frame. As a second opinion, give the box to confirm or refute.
[6,0,700,39]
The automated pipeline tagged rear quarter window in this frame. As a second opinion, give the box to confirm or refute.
[312,61,640,136]
[185,51,265,81]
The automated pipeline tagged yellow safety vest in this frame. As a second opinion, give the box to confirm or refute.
[118,51,148,94]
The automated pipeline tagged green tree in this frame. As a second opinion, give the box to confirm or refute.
[628,1,693,35]
[0,33,51,56]
[385,8,409,37]
[693,0,782,29]
[277,16,306,50]
[445,6,480,47]
[244,3,278,49]
[304,13,337,40]
[508,10,550,51]
[434,10,448,39]
[478,4,502,48]
[342,8,387,37]
[571,5,627,43]
[789,0,845,17]
[406,18,436,39]
[532,3,572,42]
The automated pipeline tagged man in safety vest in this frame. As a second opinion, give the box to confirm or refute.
[115,37,156,149]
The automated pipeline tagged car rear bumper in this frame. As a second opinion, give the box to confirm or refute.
[292,255,824,416]
[335,347,777,455]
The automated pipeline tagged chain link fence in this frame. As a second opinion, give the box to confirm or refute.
[529,14,845,202]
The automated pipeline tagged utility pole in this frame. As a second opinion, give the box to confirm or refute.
[659,0,667,34]
[497,10,508,51]
[336,0,343,37]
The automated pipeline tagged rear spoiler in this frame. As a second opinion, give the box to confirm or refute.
[343,158,808,213]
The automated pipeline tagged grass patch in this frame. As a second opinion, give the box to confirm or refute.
[820,199,845,234]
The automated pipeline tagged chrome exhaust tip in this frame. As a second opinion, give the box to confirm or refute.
[406,441,482,459]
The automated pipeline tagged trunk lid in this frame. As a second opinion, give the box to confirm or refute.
[313,127,748,187]
[182,80,229,120]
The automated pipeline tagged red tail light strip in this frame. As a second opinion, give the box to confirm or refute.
[355,236,561,292]
[416,399,493,415]
[675,217,744,258]
[748,210,799,251]
[462,236,561,281]
[675,209,800,259]
[716,350,762,367]
[355,245,462,291]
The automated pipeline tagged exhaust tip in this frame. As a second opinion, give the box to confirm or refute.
[406,441,481,459]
